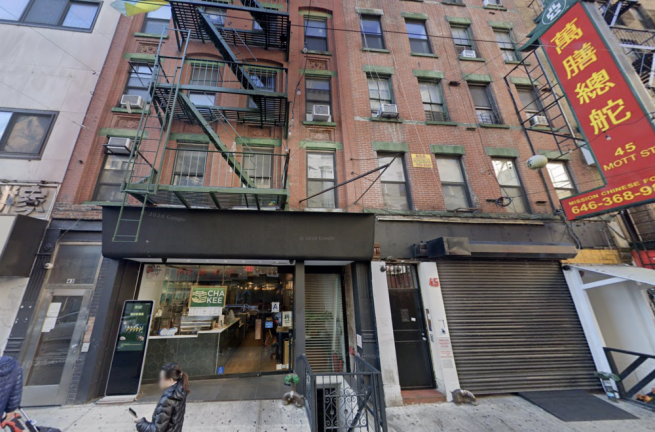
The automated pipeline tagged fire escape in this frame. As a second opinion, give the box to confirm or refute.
[113,0,291,242]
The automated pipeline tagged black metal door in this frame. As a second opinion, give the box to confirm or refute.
[387,264,434,389]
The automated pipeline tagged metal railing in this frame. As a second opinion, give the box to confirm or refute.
[302,355,387,432]
[611,27,655,49]
[604,347,655,405]
[180,0,291,13]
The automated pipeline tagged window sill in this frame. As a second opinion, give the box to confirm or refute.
[442,1,466,6]
[303,208,343,212]
[82,201,121,206]
[371,117,403,123]
[303,121,337,127]
[459,56,485,62]
[305,50,332,56]
[134,32,169,39]
[426,120,458,126]
[483,5,508,11]
[479,123,511,129]
[411,52,438,58]
[111,107,144,114]
[362,47,390,54]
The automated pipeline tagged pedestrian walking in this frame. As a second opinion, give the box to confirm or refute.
[135,362,190,432]
[0,356,23,423]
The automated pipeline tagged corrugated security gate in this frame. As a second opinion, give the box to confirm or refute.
[438,260,599,395]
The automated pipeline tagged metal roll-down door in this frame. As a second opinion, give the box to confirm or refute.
[438,260,599,395]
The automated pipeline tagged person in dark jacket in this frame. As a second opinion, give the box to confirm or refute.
[136,362,189,432]
[0,356,23,422]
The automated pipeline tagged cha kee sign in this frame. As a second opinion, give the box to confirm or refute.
[539,2,655,219]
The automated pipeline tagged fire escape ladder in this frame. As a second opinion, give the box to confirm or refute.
[177,92,256,188]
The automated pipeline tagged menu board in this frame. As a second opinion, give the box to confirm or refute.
[106,300,153,396]
[188,286,226,316]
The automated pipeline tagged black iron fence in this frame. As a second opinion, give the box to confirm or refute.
[604,347,655,406]
[302,355,387,432]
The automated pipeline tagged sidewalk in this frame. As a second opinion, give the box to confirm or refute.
[25,394,655,432]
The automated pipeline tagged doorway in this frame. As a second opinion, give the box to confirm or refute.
[386,264,434,389]
[21,243,102,406]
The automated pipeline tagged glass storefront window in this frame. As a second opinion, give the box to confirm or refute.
[48,244,102,285]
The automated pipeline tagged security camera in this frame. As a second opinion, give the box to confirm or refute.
[44,263,54,270]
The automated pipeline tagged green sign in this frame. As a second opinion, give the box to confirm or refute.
[520,0,579,51]
[116,301,153,352]
[189,286,226,309]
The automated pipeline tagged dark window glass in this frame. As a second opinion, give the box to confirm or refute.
[0,109,56,157]
[419,81,447,122]
[436,157,471,210]
[492,159,529,213]
[142,5,171,35]
[0,0,30,21]
[368,76,392,116]
[378,154,410,210]
[172,144,208,187]
[62,2,98,29]
[188,65,221,106]
[124,63,153,101]
[517,87,542,116]
[93,155,129,201]
[48,244,102,285]
[20,0,98,29]
[306,78,331,121]
[470,85,501,124]
[243,148,274,189]
[307,152,336,208]
[360,15,384,49]
[204,7,225,26]
[406,20,431,54]
[24,0,67,26]
[546,162,577,199]
[305,19,328,52]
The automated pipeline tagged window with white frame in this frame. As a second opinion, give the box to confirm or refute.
[546,161,577,199]
[378,154,410,210]
[305,18,328,52]
[306,78,332,121]
[307,152,337,208]
[368,76,393,117]
[517,86,543,120]
[124,63,153,102]
[492,158,529,213]
[450,25,474,56]
[419,80,448,122]
[469,84,501,124]
[494,29,519,62]
[405,20,432,54]
[436,157,471,210]
[172,144,208,187]
[141,5,171,35]
[93,155,130,201]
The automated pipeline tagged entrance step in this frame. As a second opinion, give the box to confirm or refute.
[401,389,447,405]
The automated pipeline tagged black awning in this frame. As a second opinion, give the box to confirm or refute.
[0,215,47,277]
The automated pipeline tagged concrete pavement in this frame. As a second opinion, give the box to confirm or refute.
[23,394,655,432]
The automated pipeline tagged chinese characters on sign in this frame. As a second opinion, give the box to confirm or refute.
[541,3,655,219]
[0,183,57,219]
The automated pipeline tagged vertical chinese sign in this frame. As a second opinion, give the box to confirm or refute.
[540,2,655,219]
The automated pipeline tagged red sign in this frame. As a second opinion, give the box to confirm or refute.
[542,3,655,219]
[244,266,255,272]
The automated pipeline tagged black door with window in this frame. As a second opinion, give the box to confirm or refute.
[387,265,435,389]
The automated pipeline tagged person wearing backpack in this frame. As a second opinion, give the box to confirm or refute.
[0,356,23,423]
[135,362,190,432]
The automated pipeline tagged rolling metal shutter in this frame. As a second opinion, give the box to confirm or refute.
[438,259,599,395]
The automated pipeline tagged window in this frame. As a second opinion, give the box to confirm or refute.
[204,6,225,26]
[368,76,393,117]
[0,109,56,158]
[450,25,474,56]
[546,162,576,199]
[492,159,529,213]
[247,71,277,110]
[517,87,545,124]
[419,81,448,122]
[360,15,385,50]
[188,65,220,106]
[378,154,410,210]
[436,157,471,210]
[304,19,328,52]
[306,78,331,121]
[93,155,129,202]
[469,84,501,124]
[1,0,100,30]
[141,5,171,35]
[494,30,519,62]
[172,144,208,187]
[124,63,153,102]
[243,148,274,188]
[405,20,432,54]
[307,152,337,208]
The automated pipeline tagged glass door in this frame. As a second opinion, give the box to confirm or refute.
[21,243,101,406]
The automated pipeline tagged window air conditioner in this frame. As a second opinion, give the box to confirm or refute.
[377,104,399,119]
[483,0,502,6]
[121,95,145,112]
[460,49,477,58]
[104,137,133,155]
[312,105,332,122]
[529,115,549,126]
[580,145,596,166]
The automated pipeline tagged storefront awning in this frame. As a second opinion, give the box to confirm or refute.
[570,264,655,287]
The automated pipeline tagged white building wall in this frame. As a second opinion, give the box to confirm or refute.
[0,4,120,182]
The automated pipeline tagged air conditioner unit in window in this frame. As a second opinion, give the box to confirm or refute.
[484,0,503,6]
[377,104,399,119]
[104,137,133,155]
[460,49,477,58]
[120,95,145,111]
[580,144,596,166]
[529,115,549,126]
[312,105,332,122]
